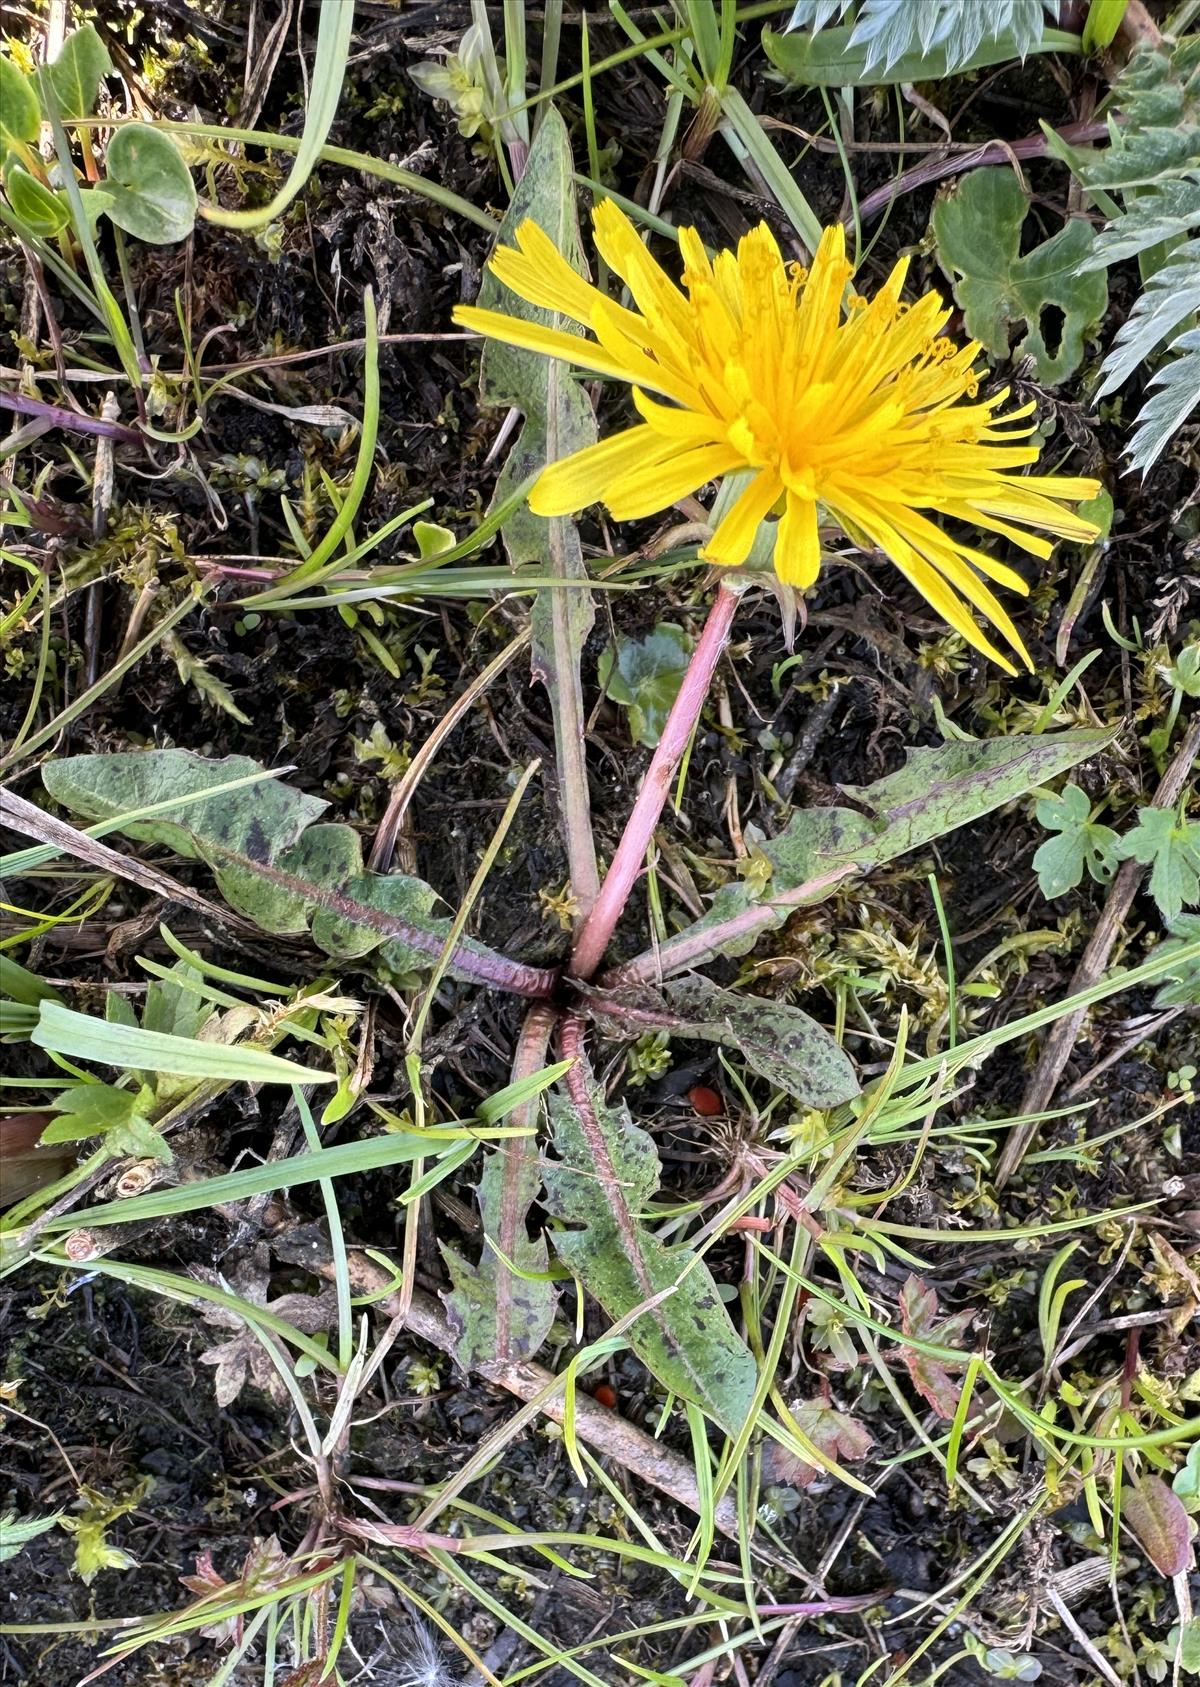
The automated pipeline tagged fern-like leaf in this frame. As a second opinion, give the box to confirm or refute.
[1096,239,1200,396]
[1068,40,1200,472]
[787,0,1050,76]
[1125,326,1200,474]
[1086,180,1200,268]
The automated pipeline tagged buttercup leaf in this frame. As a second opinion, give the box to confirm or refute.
[933,170,1108,384]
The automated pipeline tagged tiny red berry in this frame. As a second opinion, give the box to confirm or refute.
[687,1085,722,1117]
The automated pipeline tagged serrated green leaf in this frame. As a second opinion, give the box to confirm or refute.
[933,170,1107,383]
[1116,808,1200,923]
[598,624,693,748]
[0,1510,63,1563]
[770,2,1068,86]
[5,164,69,236]
[101,123,196,244]
[441,1146,558,1369]
[45,24,111,120]
[545,1071,757,1435]
[39,750,506,987]
[1125,325,1200,476]
[0,56,40,156]
[1032,783,1120,899]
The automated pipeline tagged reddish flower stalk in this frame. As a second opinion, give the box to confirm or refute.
[567,577,743,982]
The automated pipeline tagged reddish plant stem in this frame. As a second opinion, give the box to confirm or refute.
[851,118,1109,227]
[599,863,856,990]
[568,578,743,982]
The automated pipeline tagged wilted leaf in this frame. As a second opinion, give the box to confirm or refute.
[60,1481,150,1583]
[544,1064,757,1435]
[194,1248,336,1409]
[1032,784,1120,900]
[765,1395,874,1487]
[40,751,508,988]
[1123,1473,1196,1576]
[933,170,1108,384]
[442,1146,558,1368]
[898,1275,976,1418]
[586,974,859,1109]
[101,124,197,244]
[598,625,693,748]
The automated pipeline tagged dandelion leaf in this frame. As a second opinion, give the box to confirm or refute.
[545,1074,757,1435]
[442,1147,558,1369]
[41,750,483,982]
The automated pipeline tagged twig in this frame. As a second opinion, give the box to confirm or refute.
[276,1239,746,1542]
[995,712,1200,1186]
[0,390,141,443]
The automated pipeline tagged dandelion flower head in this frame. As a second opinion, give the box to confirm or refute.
[455,202,1102,673]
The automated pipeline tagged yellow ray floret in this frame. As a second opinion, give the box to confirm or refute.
[453,202,1103,673]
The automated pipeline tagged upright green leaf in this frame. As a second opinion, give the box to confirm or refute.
[5,166,69,237]
[544,1067,757,1435]
[476,107,599,914]
[933,170,1107,384]
[201,0,354,231]
[0,57,40,158]
[45,24,111,119]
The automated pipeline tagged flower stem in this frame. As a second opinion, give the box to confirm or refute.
[568,578,743,982]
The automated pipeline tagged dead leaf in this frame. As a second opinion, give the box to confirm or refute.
[899,1274,977,1419]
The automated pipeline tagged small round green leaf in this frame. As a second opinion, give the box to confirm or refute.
[0,56,40,155]
[5,165,70,237]
[101,123,197,244]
